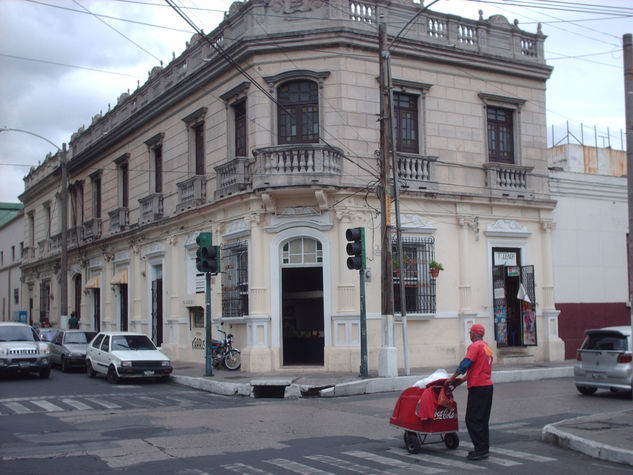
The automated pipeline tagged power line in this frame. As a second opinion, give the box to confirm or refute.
[0,52,141,77]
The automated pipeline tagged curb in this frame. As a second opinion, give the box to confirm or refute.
[542,416,633,467]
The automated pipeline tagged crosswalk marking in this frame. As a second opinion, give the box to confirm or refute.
[387,448,486,471]
[220,463,273,474]
[460,441,556,463]
[305,454,386,474]
[344,450,446,474]
[31,400,63,412]
[265,458,333,474]
[84,397,121,409]
[60,398,91,411]
[452,448,521,466]
[4,401,31,414]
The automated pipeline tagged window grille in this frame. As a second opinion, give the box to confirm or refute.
[392,236,436,314]
[221,240,248,317]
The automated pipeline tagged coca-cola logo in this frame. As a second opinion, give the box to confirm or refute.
[434,407,456,420]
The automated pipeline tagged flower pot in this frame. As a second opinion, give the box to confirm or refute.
[430,268,440,278]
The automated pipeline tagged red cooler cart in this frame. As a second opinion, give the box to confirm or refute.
[389,379,459,453]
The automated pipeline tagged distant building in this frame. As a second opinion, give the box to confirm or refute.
[0,203,25,322]
[549,144,629,357]
[19,0,564,372]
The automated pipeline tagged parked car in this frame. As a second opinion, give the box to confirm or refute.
[574,326,632,395]
[0,322,51,378]
[38,328,61,347]
[85,331,172,384]
[50,330,97,372]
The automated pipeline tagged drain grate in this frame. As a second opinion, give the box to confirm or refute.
[252,385,286,398]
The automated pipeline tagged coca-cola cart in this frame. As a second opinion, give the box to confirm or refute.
[389,380,459,453]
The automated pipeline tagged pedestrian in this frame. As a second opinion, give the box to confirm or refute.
[68,311,79,329]
[445,323,493,460]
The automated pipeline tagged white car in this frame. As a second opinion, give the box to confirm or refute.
[0,322,51,378]
[574,326,632,395]
[85,331,172,384]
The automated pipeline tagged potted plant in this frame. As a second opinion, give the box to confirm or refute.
[429,260,444,278]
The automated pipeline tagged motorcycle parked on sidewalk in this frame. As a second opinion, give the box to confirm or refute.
[212,329,241,370]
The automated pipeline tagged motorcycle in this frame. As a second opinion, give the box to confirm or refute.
[211,328,241,370]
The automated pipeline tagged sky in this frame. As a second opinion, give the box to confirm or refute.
[0,0,631,203]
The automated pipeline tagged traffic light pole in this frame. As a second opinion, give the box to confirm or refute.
[205,271,213,376]
[359,267,368,377]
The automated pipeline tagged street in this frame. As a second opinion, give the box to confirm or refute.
[1,369,632,474]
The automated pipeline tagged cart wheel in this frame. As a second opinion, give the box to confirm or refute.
[443,432,459,450]
[404,431,422,454]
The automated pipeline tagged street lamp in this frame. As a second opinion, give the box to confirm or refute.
[0,127,69,325]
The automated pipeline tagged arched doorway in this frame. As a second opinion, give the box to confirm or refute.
[281,237,324,365]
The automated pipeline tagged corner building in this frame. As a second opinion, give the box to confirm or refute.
[20,0,564,373]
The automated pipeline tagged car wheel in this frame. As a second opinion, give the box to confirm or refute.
[61,357,68,373]
[576,385,597,395]
[86,360,96,378]
[39,368,51,379]
[107,366,119,384]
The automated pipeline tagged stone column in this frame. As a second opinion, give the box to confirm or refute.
[541,220,564,361]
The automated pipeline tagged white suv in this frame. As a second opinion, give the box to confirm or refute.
[0,322,51,378]
[85,331,172,383]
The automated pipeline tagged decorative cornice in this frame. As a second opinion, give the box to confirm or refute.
[485,219,531,238]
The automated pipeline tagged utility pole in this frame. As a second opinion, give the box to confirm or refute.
[378,21,398,377]
[623,33,633,401]
[60,143,69,323]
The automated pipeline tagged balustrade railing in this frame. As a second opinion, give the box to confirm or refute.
[484,162,534,198]
[215,157,252,199]
[176,175,206,211]
[396,153,438,191]
[83,218,102,242]
[138,193,164,224]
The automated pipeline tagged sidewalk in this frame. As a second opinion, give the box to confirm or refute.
[170,359,633,467]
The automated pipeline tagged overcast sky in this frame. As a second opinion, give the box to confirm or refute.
[1,0,631,203]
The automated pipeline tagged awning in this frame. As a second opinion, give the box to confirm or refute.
[85,276,100,289]
[110,269,128,285]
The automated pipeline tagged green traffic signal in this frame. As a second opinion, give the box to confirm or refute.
[346,227,365,270]
[195,232,220,274]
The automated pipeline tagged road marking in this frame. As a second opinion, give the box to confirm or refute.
[161,395,191,405]
[137,396,166,405]
[265,458,333,474]
[452,448,521,466]
[60,398,92,411]
[344,450,446,473]
[4,401,31,414]
[31,400,63,412]
[460,441,556,462]
[84,397,121,409]
[305,454,386,474]
[220,463,273,474]
[387,448,486,471]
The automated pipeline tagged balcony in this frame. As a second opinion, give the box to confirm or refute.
[214,157,252,199]
[484,162,534,199]
[251,144,344,189]
[83,218,102,242]
[396,153,438,191]
[67,226,84,249]
[108,207,129,234]
[176,175,206,212]
[138,193,164,225]
[50,233,61,255]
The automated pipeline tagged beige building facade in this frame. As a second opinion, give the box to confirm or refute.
[20,0,564,373]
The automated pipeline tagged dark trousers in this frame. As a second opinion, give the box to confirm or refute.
[465,385,493,453]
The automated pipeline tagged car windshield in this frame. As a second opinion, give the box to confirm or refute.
[40,330,59,342]
[111,335,157,351]
[581,332,628,351]
[0,326,37,342]
[64,331,97,344]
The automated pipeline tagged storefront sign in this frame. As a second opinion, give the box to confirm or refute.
[494,251,517,266]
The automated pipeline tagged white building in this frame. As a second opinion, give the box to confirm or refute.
[549,143,629,357]
[0,204,25,322]
[20,0,564,373]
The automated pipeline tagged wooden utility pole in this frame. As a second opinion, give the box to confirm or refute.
[623,33,633,401]
[378,21,398,377]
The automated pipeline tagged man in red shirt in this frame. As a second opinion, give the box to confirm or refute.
[446,323,493,460]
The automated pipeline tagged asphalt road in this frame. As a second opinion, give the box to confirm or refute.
[1,369,632,474]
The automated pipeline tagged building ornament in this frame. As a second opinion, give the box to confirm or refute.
[400,214,436,234]
[268,0,324,15]
[485,219,531,238]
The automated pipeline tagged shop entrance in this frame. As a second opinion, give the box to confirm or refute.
[282,266,324,365]
[492,247,537,347]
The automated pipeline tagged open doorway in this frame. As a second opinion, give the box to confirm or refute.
[282,266,324,365]
[492,247,536,347]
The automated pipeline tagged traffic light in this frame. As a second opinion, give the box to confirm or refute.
[346,227,365,270]
[196,232,220,274]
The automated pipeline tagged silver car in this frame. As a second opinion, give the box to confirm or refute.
[49,330,97,372]
[574,326,632,395]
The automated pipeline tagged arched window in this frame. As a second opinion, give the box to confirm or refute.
[282,237,323,265]
[278,80,319,144]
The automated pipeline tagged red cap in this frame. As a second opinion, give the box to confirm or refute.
[470,324,485,337]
